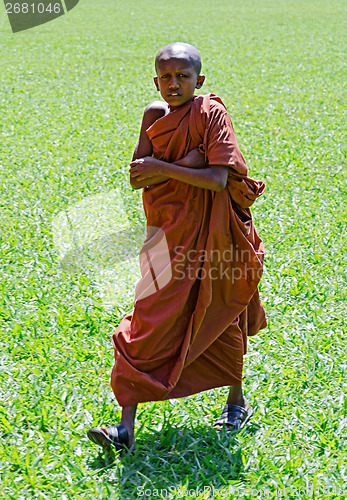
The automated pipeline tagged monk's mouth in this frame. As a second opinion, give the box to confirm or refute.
[168,93,181,97]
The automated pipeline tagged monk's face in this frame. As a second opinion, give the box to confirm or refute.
[154,57,205,109]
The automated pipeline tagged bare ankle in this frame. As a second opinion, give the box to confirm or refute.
[226,385,248,407]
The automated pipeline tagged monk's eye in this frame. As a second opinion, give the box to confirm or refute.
[179,74,188,78]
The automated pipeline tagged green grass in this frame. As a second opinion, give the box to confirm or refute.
[0,0,346,498]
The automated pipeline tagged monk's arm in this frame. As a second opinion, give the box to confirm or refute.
[130,101,171,189]
[130,157,228,192]
[130,103,208,189]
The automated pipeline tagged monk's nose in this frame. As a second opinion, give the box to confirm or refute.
[169,77,179,89]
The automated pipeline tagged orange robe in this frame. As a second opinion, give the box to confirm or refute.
[111,94,267,406]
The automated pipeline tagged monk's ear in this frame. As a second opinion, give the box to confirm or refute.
[195,75,205,89]
[154,77,160,91]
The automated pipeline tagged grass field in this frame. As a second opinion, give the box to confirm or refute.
[0,0,346,498]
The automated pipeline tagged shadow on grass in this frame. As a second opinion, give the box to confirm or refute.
[87,422,259,497]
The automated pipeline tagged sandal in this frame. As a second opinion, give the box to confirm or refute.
[213,404,253,431]
[87,423,130,451]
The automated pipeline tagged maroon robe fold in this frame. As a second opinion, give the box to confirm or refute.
[111,93,267,406]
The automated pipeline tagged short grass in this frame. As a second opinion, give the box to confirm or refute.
[0,0,346,498]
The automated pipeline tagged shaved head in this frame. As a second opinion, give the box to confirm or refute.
[155,42,202,75]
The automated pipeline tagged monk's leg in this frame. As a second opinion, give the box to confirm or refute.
[120,404,137,448]
[226,383,248,408]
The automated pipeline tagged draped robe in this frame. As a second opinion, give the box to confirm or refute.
[111,94,267,406]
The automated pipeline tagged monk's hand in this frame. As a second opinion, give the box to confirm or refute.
[176,147,207,169]
[129,157,163,180]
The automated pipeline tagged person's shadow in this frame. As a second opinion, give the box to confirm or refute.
[87,421,259,498]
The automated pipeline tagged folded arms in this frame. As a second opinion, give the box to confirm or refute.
[129,101,228,192]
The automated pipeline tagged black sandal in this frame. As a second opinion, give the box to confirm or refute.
[87,423,130,451]
[213,404,253,431]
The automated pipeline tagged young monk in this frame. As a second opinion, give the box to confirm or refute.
[87,42,267,452]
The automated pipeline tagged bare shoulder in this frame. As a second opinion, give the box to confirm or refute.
[143,100,169,125]
[145,100,169,113]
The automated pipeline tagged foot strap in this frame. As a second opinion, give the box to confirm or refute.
[107,424,129,448]
[214,404,253,430]
[87,423,129,451]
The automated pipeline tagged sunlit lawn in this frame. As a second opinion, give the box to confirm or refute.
[0,0,346,498]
